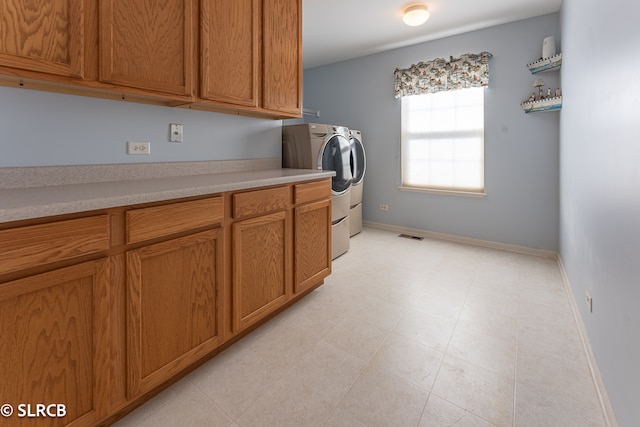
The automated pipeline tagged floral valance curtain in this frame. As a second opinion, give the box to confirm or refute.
[394,51,492,98]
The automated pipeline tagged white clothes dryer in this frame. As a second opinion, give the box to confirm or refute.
[349,129,366,236]
[282,123,352,259]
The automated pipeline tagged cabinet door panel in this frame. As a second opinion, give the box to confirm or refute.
[0,0,86,77]
[233,211,290,331]
[127,230,222,397]
[100,0,194,96]
[295,199,331,293]
[0,259,110,426]
[200,0,258,107]
[262,0,301,116]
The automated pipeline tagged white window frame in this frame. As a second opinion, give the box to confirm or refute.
[400,87,487,197]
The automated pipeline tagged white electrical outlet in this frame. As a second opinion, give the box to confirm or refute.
[127,141,150,155]
[586,291,593,313]
[379,204,389,211]
[170,123,183,143]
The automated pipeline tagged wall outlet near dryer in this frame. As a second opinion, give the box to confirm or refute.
[379,204,389,211]
[127,141,150,155]
[586,290,593,313]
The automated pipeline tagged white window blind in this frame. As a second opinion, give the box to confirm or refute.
[401,87,485,193]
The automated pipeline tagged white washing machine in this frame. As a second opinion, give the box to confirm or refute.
[349,129,366,236]
[282,123,352,259]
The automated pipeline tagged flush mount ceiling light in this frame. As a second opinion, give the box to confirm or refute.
[403,4,430,27]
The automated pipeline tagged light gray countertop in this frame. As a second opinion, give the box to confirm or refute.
[0,168,334,223]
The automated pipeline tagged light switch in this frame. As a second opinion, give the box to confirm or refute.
[170,123,183,143]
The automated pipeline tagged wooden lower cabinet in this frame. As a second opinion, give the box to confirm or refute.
[232,210,291,332]
[126,229,223,398]
[294,198,331,293]
[0,258,110,427]
[0,180,331,425]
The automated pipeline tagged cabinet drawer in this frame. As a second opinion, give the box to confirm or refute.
[126,197,223,244]
[0,215,110,276]
[233,186,290,219]
[294,179,331,205]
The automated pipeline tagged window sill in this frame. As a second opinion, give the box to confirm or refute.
[399,186,487,198]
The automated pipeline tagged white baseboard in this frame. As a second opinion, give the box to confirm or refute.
[557,257,619,427]
[363,221,558,258]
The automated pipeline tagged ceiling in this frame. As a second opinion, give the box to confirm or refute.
[302,0,562,69]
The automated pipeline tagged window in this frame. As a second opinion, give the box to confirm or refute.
[401,87,485,194]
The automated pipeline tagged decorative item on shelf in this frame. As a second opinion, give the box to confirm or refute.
[534,79,545,100]
[522,37,562,113]
[542,36,556,59]
[521,96,562,113]
[522,79,562,113]
[526,53,562,74]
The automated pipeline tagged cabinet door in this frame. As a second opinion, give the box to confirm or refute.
[295,199,331,293]
[232,211,291,332]
[127,230,222,397]
[0,259,110,426]
[0,0,87,78]
[262,0,302,116]
[99,0,194,97]
[200,0,259,107]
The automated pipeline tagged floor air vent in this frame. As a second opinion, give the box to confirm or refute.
[398,234,424,241]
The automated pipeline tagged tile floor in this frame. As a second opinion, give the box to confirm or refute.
[114,228,607,427]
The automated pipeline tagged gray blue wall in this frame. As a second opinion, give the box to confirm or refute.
[0,86,281,167]
[560,1,640,425]
[303,14,561,251]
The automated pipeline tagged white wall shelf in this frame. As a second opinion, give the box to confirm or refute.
[526,53,562,74]
[523,51,562,113]
[521,96,562,113]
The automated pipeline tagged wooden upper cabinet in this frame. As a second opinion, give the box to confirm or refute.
[0,0,88,78]
[198,0,302,117]
[99,0,194,97]
[262,0,302,116]
[200,0,259,107]
[0,0,301,117]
